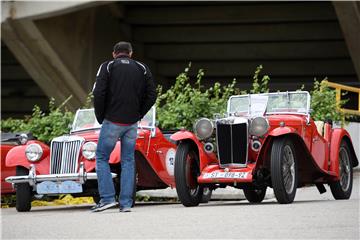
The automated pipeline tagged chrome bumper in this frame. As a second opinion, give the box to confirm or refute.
[5,162,117,187]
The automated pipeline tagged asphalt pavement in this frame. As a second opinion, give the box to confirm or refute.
[1,172,359,239]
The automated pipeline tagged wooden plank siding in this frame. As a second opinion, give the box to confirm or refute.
[123,1,359,91]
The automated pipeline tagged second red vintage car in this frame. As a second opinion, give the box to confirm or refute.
[1,133,33,195]
[6,107,211,212]
[171,91,358,206]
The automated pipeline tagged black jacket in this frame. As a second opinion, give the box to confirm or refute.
[93,56,157,124]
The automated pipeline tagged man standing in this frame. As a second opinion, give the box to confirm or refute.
[92,42,156,212]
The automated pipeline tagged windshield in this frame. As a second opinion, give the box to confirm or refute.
[71,107,156,132]
[228,91,310,116]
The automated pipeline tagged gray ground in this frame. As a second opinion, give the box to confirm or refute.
[1,172,359,240]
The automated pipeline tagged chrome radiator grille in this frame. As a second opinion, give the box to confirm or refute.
[50,136,85,174]
[216,122,248,167]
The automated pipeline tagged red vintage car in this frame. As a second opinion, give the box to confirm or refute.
[171,91,359,206]
[6,107,200,212]
[1,133,32,195]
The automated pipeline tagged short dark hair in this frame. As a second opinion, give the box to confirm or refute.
[113,41,133,54]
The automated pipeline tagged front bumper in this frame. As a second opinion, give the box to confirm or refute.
[5,162,117,187]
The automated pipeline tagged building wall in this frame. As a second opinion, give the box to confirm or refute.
[1,1,359,119]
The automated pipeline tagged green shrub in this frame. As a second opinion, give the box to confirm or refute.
[156,63,270,130]
[310,79,347,123]
[1,97,74,143]
[156,63,239,130]
[250,65,270,94]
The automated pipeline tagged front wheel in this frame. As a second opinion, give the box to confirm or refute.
[243,186,267,203]
[15,166,33,212]
[330,141,353,200]
[175,142,204,207]
[271,137,298,204]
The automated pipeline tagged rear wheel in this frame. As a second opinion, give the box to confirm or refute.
[243,186,267,203]
[175,142,204,207]
[330,141,353,200]
[15,166,32,212]
[271,137,298,204]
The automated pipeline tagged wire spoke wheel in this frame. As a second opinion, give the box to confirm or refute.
[283,145,295,194]
[271,137,298,204]
[330,141,353,200]
[175,142,204,207]
[339,147,351,192]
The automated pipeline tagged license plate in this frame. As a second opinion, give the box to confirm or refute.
[36,181,83,194]
[202,172,248,179]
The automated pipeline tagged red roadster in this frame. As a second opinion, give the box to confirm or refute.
[5,107,183,212]
[171,91,358,206]
[1,133,33,195]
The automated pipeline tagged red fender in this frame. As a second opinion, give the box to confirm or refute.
[329,128,358,178]
[171,131,217,171]
[5,140,50,175]
[268,126,297,136]
[109,142,121,164]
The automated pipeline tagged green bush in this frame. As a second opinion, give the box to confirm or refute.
[310,79,347,123]
[250,65,270,94]
[156,63,269,130]
[1,97,74,143]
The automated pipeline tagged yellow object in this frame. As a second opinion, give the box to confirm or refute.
[322,80,360,116]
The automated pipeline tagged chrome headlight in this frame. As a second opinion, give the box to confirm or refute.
[19,133,28,145]
[82,142,97,160]
[25,143,43,162]
[194,118,214,140]
[249,117,269,137]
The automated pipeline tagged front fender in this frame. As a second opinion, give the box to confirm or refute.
[171,131,217,171]
[5,140,50,175]
[330,128,359,177]
[268,126,297,136]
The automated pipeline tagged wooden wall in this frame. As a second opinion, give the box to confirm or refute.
[123,1,359,90]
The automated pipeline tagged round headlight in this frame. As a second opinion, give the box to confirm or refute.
[82,142,97,160]
[194,118,214,140]
[25,143,43,162]
[19,133,28,145]
[249,117,269,137]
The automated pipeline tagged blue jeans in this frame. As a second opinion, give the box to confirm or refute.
[96,119,137,209]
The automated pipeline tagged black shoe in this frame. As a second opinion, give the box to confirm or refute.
[91,202,117,212]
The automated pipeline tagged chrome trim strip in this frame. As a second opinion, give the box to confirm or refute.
[5,164,117,185]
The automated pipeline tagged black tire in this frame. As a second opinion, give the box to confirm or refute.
[330,141,353,200]
[175,142,204,207]
[271,137,298,204]
[200,188,212,203]
[243,186,267,203]
[15,166,32,212]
